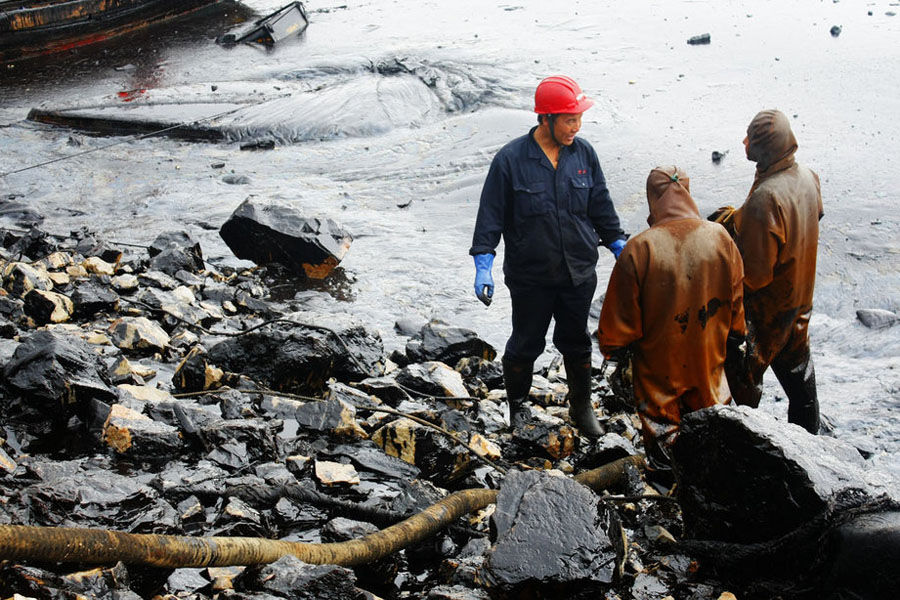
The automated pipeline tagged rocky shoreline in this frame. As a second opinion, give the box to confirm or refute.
[1,217,896,599]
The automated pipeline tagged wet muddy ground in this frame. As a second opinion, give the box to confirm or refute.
[1,0,898,473]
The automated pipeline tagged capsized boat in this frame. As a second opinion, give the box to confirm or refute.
[0,0,222,62]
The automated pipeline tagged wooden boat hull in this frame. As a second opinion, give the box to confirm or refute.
[0,0,222,62]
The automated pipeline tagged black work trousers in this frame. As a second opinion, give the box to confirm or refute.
[503,273,597,363]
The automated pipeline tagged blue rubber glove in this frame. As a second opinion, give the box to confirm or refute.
[473,253,494,306]
[608,239,627,260]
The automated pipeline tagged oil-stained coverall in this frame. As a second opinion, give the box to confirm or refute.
[470,124,626,435]
[598,166,747,464]
[728,109,823,434]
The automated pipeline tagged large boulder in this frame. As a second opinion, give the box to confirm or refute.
[205,315,384,395]
[672,404,900,596]
[480,470,624,597]
[219,198,352,279]
[672,404,897,544]
[2,329,117,415]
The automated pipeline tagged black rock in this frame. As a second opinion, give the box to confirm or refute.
[711,150,727,164]
[17,464,179,532]
[219,197,352,279]
[241,554,368,599]
[71,280,120,318]
[672,404,896,545]
[481,470,624,596]
[147,231,205,275]
[405,320,497,366]
[6,226,56,261]
[830,25,842,37]
[3,329,117,415]
[206,318,384,395]
[240,138,276,151]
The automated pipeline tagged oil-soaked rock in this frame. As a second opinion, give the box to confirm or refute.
[427,584,491,599]
[108,316,170,355]
[138,269,179,291]
[6,226,57,261]
[371,417,473,485]
[200,418,279,464]
[510,412,577,460]
[672,404,897,544]
[238,554,369,599]
[856,307,899,329]
[352,375,411,406]
[72,231,123,266]
[0,294,25,325]
[328,442,421,481]
[166,567,210,595]
[395,361,469,398]
[819,509,900,597]
[17,461,178,532]
[456,357,504,393]
[101,403,184,458]
[147,230,205,275]
[405,320,497,365]
[2,329,117,415]
[22,288,73,324]
[70,279,120,318]
[260,395,366,439]
[61,562,140,599]
[439,537,491,588]
[220,197,353,279]
[172,345,235,392]
[212,496,268,537]
[2,261,53,297]
[206,318,384,395]
[480,470,624,597]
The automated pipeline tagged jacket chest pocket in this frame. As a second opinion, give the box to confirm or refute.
[569,177,592,215]
[513,182,551,217]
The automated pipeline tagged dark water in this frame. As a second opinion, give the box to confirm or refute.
[1,0,897,476]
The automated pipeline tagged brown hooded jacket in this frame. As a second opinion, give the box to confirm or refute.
[598,167,746,434]
[733,110,823,367]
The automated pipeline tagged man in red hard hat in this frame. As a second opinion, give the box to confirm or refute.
[469,75,627,438]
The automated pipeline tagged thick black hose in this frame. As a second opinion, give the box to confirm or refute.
[0,456,642,567]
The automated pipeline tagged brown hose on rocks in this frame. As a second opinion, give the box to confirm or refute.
[0,455,643,568]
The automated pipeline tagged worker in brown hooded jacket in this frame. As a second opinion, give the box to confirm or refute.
[717,110,823,434]
[598,166,746,469]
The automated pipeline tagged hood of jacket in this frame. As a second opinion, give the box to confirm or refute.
[646,166,700,226]
[746,109,798,172]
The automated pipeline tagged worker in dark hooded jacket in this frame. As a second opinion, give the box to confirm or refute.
[716,110,823,434]
[598,166,746,468]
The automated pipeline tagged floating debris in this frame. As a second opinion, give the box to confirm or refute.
[687,33,711,45]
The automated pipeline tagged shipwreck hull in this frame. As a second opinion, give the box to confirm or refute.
[0,0,222,62]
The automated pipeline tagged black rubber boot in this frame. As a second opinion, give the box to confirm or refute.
[563,354,604,438]
[773,350,820,434]
[502,358,533,429]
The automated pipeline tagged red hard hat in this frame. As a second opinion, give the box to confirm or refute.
[534,75,594,114]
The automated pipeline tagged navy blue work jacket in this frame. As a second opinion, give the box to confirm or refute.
[469,126,626,287]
